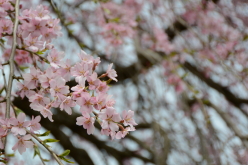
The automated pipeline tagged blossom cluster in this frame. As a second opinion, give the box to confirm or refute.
[97,0,141,46]
[17,5,61,52]
[0,0,14,38]
[0,113,41,154]
[17,50,137,140]
[0,2,137,160]
[182,2,241,63]
[1,4,61,65]
[142,27,174,54]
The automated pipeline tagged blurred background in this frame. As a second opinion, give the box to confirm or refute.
[6,0,248,164]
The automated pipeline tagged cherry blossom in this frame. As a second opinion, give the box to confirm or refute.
[32,104,53,122]
[0,2,138,161]
[49,77,69,98]
[76,111,95,135]
[47,49,65,69]
[77,92,93,113]
[60,96,76,115]
[10,113,30,136]
[16,81,35,99]
[98,107,121,132]
[23,67,41,87]
[29,116,41,133]
[106,63,118,82]
[121,110,137,127]
[12,134,34,155]
[115,126,135,139]
[87,72,100,90]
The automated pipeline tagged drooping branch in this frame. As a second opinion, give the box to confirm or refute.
[183,62,248,110]
[27,130,64,165]
[12,97,155,164]
[6,0,20,119]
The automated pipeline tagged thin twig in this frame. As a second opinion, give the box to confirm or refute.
[2,62,9,66]
[13,75,24,80]
[1,70,7,91]
[0,99,6,103]
[33,143,46,165]
[27,130,64,165]
[38,153,46,165]
[4,0,20,153]
[5,0,20,119]
[16,48,50,64]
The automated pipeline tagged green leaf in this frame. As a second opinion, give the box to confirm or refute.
[109,17,120,23]
[103,8,111,14]
[79,43,85,48]
[135,16,141,22]
[203,100,210,105]
[65,21,74,26]
[68,29,74,35]
[61,157,74,164]
[0,38,5,44]
[36,131,50,137]
[181,73,188,80]
[100,0,110,2]
[33,145,40,158]
[36,51,44,55]
[59,150,70,157]
[243,35,248,41]
[14,107,23,116]
[43,139,59,143]
[0,160,7,163]
[19,66,29,71]
[36,49,47,55]
[42,159,50,162]
[6,153,15,157]
[0,87,4,94]
[106,79,112,84]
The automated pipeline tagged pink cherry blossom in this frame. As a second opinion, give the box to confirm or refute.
[71,62,93,82]
[47,49,65,69]
[100,128,116,140]
[49,77,69,97]
[77,50,94,63]
[12,134,34,155]
[14,50,32,65]
[115,126,135,139]
[32,104,53,122]
[0,136,3,149]
[122,110,137,127]
[106,63,117,82]
[29,116,41,132]
[92,93,108,110]
[58,59,72,81]
[38,68,57,88]
[76,111,95,135]
[0,19,13,35]
[9,113,30,136]
[0,0,14,11]
[71,77,86,94]
[0,118,10,136]
[28,91,50,110]
[98,107,121,132]
[87,72,100,90]
[60,96,76,115]
[16,81,35,99]
[96,81,109,93]
[23,34,45,52]
[23,67,41,87]
[76,92,93,113]
[29,17,48,37]
[105,95,115,108]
